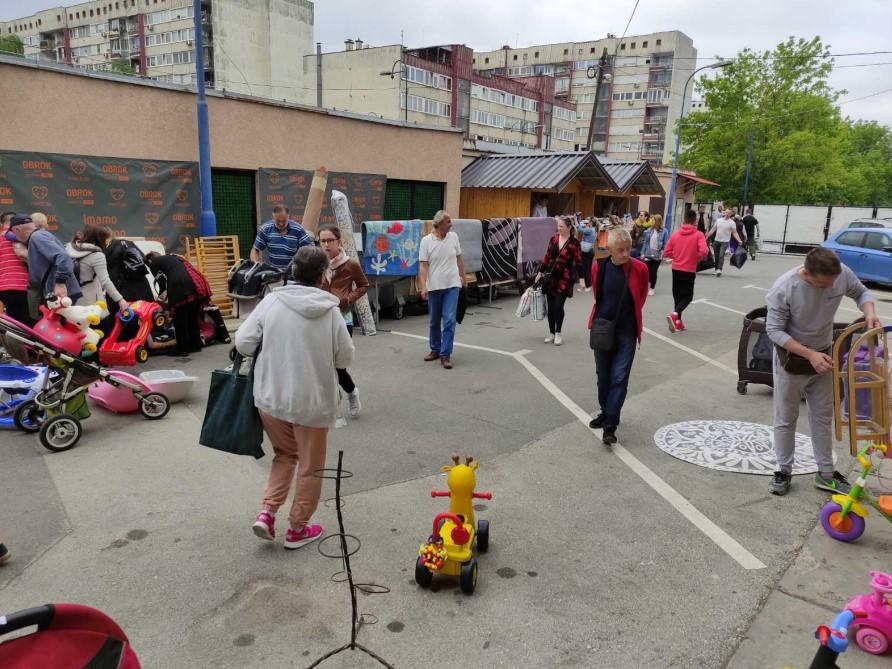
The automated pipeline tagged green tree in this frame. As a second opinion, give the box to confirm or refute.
[0,34,24,56]
[110,58,136,76]
[679,37,890,206]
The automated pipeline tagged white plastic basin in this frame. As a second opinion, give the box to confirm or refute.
[139,370,197,403]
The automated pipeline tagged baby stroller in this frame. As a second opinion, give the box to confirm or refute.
[227,259,283,318]
[0,603,141,668]
[0,314,170,452]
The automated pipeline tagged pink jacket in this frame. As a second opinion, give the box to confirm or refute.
[663,225,708,273]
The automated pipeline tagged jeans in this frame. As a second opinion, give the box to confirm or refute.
[428,287,460,357]
[546,293,568,334]
[593,330,637,431]
[713,241,729,272]
[671,270,696,316]
[643,258,661,289]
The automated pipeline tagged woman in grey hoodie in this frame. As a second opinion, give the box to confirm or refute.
[237,246,355,551]
[65,225,128,313]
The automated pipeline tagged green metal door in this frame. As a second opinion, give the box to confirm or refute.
[383,180,444,220]
[212,170,256,260]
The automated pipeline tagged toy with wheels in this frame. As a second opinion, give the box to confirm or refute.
[99,300,165,366]
[820,443,892,542]
[0,364,47,430]
[808,608,864,668]
[415,454,492,595]
[844,571,892,656]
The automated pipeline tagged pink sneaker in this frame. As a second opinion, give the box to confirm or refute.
[675,319,686,332]
[252,511,276,541]
[284,523,324,550]
[666,313,678,333]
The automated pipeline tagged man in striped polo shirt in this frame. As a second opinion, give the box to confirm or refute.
[250,205,314,271]
[1,211,32,324]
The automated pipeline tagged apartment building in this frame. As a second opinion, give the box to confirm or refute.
[304,42,577,151]
[474,31,697,165]
[0,0,314,102]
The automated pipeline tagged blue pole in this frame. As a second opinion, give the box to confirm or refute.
[193,0,216,237]
[664,61,731,233]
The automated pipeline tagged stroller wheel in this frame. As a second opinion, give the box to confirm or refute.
[14,400,45,433]
[139,392,170,420]
[39,414,83,452]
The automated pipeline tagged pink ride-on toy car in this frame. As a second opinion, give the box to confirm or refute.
[845,570,892,655]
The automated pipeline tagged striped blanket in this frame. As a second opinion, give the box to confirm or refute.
[480,218,518,283]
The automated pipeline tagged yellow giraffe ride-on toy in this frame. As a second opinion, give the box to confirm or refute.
[415,454,492,594]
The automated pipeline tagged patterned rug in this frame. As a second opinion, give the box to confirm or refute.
[653,420,830,475]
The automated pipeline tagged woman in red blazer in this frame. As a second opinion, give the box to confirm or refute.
[586,227,649,445]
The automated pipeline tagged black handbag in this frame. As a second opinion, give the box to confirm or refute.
[589,260,629,352]
[775,346,830,375]
[199,346,265,458]
[697,247,716,273]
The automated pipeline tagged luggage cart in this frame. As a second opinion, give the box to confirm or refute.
[832,322,890,456]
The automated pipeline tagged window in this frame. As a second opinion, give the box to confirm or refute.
[864,232,892,250]
[555,77,569,92]
[553,106,574,121]
[402,65,452,91]
[642,41,648,48]
[620,43,626,50]
[402,94,451,118]
[522,53,528,61]
[553,127,575,141]
[563,48,568,55]
[576,110,586,121]
[608,141,640,152]
[836,232,865,247]
[534,51,539,58]
[70,25,92,39]
[145,27,195,47]
[631,42,636,49]
[145,6,194,25]
[573,58,598,71]
[513,54,517,61]
[656,39,662,46]
[610,108,644,118]
[646,88,669,104]
[90,9,94,16]
[590,47,595,53]
[472,58,476,64]
[484,57,489,64]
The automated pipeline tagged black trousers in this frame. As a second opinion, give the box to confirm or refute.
[0,289,33,326]
[671,270,696,316]
[173,300,203,355]
[644,258,661,289]
[337,324,355,393]
[546,293,568,334]
[581,251,594,288]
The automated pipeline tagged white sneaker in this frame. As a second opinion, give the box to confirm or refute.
[348,389,361,418]
[554,333,563,346]
[544,335,555,344]
[717,270,722,277]
[334,415,348,428]
[648,288,655,296]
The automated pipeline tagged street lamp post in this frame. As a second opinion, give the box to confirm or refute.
[193,0,216,237]
[664,60,732,232]
[380,58,407,122]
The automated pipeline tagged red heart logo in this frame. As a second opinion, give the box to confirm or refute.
[145,212,159,225]
[176,189,188,202]
[142,163,158,179]
[110,188,125,201]
[70,160,87,175]
[32,185,48,200]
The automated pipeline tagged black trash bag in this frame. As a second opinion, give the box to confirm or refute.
[730,246,748,269]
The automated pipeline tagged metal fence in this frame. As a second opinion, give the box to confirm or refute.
[695,204,892,255]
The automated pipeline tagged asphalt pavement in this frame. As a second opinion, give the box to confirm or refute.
[1,253,891,668]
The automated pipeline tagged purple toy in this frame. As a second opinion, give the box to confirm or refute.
[845,570,892,655]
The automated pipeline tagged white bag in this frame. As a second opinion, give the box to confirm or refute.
[516,288,533,318]
[529,287,547,321]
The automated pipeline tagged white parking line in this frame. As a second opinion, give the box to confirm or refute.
[390,330,767,570]
[513,351,766,571]
[643,328,738,376]
[693,299,748,316]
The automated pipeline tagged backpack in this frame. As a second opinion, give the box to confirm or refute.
[749,331,774,373]
[119,240,148,282]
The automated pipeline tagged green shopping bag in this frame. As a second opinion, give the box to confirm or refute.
[199,349,265,459]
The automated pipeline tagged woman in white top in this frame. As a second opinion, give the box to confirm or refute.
[705,209,743,277]
[418,210,466,369]
[65,225,129,313]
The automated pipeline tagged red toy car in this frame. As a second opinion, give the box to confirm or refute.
[99,300,166,366]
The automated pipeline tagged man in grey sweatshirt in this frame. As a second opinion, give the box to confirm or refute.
[8,214,82,318]
[766,248,881,496]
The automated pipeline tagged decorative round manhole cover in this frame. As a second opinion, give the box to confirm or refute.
[653,420,830,475]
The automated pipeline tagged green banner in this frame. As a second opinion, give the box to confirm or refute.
[0,149,200,250]
[257,168,385,231]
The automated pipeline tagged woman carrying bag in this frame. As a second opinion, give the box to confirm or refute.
[236,246,354,551]
[587,228,649,445]
[535,217,582,346]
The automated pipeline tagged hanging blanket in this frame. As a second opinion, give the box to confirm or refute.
[450,219,484,274]
[514,217,555,279]
[362,220,423,277]
[480,218,518,283]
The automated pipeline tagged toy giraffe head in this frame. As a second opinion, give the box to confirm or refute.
[442,454,478,496]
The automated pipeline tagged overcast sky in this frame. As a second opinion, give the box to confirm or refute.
[3,0,890,126]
